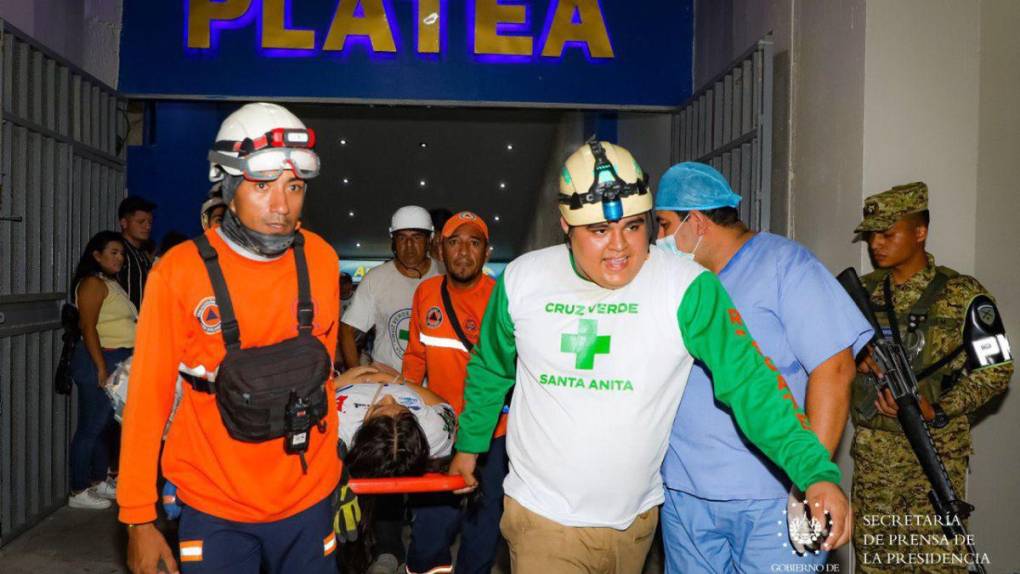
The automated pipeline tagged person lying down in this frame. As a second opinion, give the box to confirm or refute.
[337,366,458,478]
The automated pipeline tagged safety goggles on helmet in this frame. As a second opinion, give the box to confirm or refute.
[559,140,649,222]
[210,127,320,181]
[209,147,320,181]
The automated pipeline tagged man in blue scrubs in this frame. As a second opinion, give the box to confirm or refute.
[655,163,873,573]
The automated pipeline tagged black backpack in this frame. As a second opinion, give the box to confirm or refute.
[54,303,81,395]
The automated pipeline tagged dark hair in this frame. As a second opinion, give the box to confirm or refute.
[341,412,431,572]
[158,231,189,256]
[118,196,157,220]
[347,411,430,479]
[906,209,930,228]
[678,206,741,227]
[564,211,657,245]
[429,208,454,233]
[71,231,125,300]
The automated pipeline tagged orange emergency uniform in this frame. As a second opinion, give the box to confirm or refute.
[118,229,340,524]
[402,274,507,437]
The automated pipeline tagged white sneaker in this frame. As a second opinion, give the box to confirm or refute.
[367,553,400,574]
[93,479,117,500]
[68,489,112,510]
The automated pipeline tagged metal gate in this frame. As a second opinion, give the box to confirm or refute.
[672,36,774,231]
[0,20,125,544]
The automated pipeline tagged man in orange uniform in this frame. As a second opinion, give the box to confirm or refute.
[402,211,508,574]
[118,103,347,574]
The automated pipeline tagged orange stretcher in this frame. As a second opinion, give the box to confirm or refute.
[348,473,467,495]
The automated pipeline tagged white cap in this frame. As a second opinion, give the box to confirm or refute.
[389,205,434,235]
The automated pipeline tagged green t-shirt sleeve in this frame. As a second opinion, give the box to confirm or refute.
[677,271,841,491]
[455,274,517,454]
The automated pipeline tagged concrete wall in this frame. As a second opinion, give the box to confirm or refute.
[520,112,585,252]
[971,0,1020,570]
[791,0,866,273]
[0,0,122,87]
[862,0,981,274]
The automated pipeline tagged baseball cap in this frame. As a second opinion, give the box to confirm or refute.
[441,211,489,241]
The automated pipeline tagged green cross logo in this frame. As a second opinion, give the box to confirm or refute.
[560,319,611,370]
[399,329,410,341]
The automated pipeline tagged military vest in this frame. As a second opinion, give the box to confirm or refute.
[852,266,963,432]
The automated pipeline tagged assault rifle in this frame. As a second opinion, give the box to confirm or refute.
[837,268,986,573]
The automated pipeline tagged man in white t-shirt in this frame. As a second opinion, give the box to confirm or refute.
[448,141,853,574]
[340,206,441,373]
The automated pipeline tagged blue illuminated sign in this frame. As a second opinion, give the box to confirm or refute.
[120,0,693,108]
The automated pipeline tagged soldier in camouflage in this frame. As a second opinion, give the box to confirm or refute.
[850,182,1013,573]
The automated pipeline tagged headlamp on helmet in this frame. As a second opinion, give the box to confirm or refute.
[558,140,651,226]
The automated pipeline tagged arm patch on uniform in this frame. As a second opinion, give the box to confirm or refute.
[963,295,1012,369]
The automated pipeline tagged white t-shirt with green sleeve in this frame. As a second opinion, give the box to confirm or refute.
[456,244,840,529]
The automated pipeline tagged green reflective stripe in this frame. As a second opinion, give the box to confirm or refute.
[456,274,517,454]
[676,272,841,490]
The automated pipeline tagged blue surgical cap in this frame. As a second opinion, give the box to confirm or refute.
[654,162,742,212]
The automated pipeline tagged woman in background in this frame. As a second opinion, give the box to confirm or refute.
[67,231,137,510]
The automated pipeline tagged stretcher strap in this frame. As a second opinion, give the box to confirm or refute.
[348,473,466,495]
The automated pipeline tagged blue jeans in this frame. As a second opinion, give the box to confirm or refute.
[178,496,337,573]
[69,345,131,491]
[406,436,508,574]
[661,488,829,574]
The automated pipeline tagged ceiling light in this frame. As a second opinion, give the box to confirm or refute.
[419,179,427,188]
[494,214,501,222]
[506,143,514,151]
[339,138,348,145]
[348,210,355,217]
[355,242,361,248]
[498,181,507,190]
[419,142,428,149]
[342,178,350,185]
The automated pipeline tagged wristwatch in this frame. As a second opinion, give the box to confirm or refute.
[929,403,950,429]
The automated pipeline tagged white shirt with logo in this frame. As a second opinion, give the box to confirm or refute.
[336,382,456,458]
[341,259,439,371]
[502,247,698,528]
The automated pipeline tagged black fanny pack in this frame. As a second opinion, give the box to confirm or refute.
[189,232,331,471]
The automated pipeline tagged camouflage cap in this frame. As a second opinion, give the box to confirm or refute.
[854,181,928,234]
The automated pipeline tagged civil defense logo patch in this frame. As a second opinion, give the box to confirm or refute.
[194,296,222,334]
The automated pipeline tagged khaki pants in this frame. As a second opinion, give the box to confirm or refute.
[500,496,658,574]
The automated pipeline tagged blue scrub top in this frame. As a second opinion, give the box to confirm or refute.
[662,233,873,500]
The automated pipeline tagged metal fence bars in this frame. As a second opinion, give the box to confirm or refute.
[672,36,774,231]
[0,20,126,544]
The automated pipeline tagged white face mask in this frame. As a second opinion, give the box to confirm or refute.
[655,214,701,261]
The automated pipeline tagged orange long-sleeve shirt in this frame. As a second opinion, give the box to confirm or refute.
[118,229,340,524]
[402,274,507,437]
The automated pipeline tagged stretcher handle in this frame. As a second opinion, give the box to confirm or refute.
[348,473,467,495]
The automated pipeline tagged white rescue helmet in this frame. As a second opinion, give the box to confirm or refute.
[389,205,434,236]
[559,140,651,226]
[208,102,319,182]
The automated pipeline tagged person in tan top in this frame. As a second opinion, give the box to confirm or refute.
[69,230,137,510]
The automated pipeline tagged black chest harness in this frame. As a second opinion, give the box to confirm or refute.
[184,232,331,472]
